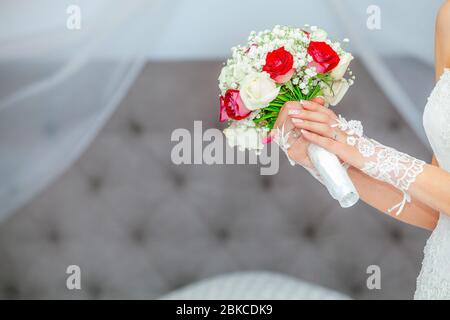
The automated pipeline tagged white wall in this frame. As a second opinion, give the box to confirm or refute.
[150,0,440,63]
[0,0,442,63]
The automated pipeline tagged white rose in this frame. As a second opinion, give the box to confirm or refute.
[240,72,280,111]
[223,121,264,151]
[310,28,328,41]
[330,52,353,80]
[322,79,350,106]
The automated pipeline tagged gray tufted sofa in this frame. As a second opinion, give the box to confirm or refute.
[0,60,431,299]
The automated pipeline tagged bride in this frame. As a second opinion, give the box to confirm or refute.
[272,1,450,299]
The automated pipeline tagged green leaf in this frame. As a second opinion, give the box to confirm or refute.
[264,106,281,112]
[276,95,289,102]
[285,80,295,94]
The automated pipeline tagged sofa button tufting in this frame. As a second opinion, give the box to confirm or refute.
[302,224,317,241]
[87,282,104,299]
[130,226,147,245]
[388,118,401,132]
[47,228,61,244]
[260,176,273,191]
[2,284,19,299]
[171,171,185,189]
[215,227,229,243]
[390,228,403,243]
[128,119,144,136]
[88,175,103,193]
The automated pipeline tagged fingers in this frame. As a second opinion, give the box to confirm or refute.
[287,137,314,169]
[285,100,343,144]
[300,129,363,168]
[278,101,304,129]
[285,100,337,123]
[271,103,300,144]
[288,109,331,124]
[292,120,345,142]
[283,101,303,111]
[272,102,294,132]
[273,99,338,141]
[300,129,336,151]
[301,100,337,120]
[289,114,348,144]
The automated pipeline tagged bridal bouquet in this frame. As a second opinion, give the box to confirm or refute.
[218,25,359,207]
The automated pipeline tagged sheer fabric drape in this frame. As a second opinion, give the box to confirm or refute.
[0,0,176,220]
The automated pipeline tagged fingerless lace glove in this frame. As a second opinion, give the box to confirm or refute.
[333,115,426,215]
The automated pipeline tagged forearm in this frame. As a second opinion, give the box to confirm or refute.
[409,164,450,217]
[347,166,439,230]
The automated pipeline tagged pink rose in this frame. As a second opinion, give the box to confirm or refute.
[220,89,251,122]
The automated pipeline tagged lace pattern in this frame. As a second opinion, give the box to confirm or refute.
[415,68,450,300]
[358,138,426,192]
[335,116,426,215]
[425,69,450,150]
[415,214,450,300]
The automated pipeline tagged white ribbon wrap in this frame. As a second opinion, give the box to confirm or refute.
[307,144,360,208]
[273,125,359,208]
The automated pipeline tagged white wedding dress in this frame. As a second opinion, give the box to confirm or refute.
[415,68,450,299]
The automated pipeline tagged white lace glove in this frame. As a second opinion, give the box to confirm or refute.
[272,124,323,184]
[333,115,426,215]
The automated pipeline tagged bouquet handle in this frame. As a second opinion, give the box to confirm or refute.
[307,144,359,208]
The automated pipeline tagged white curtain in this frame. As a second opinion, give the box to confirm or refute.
[0,0,440,220]
[0,0,178,220]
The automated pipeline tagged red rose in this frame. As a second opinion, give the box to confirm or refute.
[220,89,251,122]
[307,41,340,74]
[262,47,295,84]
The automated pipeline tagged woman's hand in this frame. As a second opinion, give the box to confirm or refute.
[287,100,366,170]
[272,97,325,169]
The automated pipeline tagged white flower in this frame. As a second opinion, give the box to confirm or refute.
[322,79,350,106]
[240,72,280,110]
[218,61,252,93]
[218,67,231,91]
[232,62,251,82]
[330,52,353,80]
[305,67,317,77]
[223,120,265,151]
[310,28,328,41]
